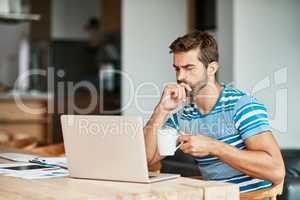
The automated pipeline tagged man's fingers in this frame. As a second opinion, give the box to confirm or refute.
[169,86,186,103]
[164,84,190,103]
[170,88,178,99]
[178,135,192,152]
[177,84,187,101]
[178,135,191,142]
[180,143,199,156]
[180,86,187,101]
[179,83,192,92]
[180,142,192,152]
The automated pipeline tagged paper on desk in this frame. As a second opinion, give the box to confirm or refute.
[0,163,34,168]
[0,153,68,169]
[4,168,69,179]
[0,153,37,162]
[30,157,68,169]
[0,163,34,173]
[0,162,69,179]
[0,153,69,179]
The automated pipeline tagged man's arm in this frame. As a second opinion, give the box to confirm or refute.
[144,83,190,166]
[213,131,285,185]
[179,131,285,185]
[143,105,167,166]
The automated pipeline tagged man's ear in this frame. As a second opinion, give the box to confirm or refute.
[207,61,219,76]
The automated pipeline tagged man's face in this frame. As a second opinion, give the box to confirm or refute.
[173,48,208,96]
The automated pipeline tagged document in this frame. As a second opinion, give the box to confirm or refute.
[0,153,69,179]
[0,153,68,169]
[0,163,69,179]
[0,153,37,162]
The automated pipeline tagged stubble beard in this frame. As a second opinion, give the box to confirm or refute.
[190,76,208,99]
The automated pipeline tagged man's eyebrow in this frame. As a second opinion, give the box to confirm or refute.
[173,64,196,68]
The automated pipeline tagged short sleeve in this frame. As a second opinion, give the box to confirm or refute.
[233,95,271,140]
[163,113,179,130]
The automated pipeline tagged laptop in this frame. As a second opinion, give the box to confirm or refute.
[60,115,180,183]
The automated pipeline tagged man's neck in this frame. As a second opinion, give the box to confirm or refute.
[193,82,223,115]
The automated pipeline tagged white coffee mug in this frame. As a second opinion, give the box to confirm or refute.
[157,128,182,156]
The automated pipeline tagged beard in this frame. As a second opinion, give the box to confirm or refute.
[177,74,208,99]
[190,75,208,97]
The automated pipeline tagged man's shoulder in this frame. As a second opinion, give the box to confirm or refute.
[225,86,271,140]
[220,85,247,108]
[221,85,269,119]
[223,85,247,97]
[223,85,260,107]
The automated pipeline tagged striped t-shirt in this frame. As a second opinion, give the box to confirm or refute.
[164,85,272,192]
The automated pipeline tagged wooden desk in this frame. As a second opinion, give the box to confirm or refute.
[0,158,239,200]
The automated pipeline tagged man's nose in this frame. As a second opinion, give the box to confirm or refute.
[177,70,185,82]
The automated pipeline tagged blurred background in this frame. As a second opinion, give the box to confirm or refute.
[0,0,299,149]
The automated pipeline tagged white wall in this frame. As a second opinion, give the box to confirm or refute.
[216,0,233,84]
[121,0,299,147]
[122,0,187,120]
[0,23,29,86]
[233,0,300,148]
[51,0,99,39]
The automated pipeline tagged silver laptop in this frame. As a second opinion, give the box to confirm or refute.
[60,115,180,183]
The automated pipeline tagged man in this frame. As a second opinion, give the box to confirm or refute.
[143,31,285,192]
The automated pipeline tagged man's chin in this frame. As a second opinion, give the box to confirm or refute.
[191,84,207,97]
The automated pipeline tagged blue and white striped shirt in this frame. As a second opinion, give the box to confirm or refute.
[164,85,272,192]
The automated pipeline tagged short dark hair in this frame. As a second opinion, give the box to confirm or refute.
[169,31,219,67]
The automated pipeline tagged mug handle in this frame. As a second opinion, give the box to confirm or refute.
[174,142,183,151]
[174,135,183,151]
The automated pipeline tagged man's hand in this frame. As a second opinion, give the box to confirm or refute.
[143,83,192,166]
[178,134,218,157]
[178,131,285,185]
[158,83,192,113]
